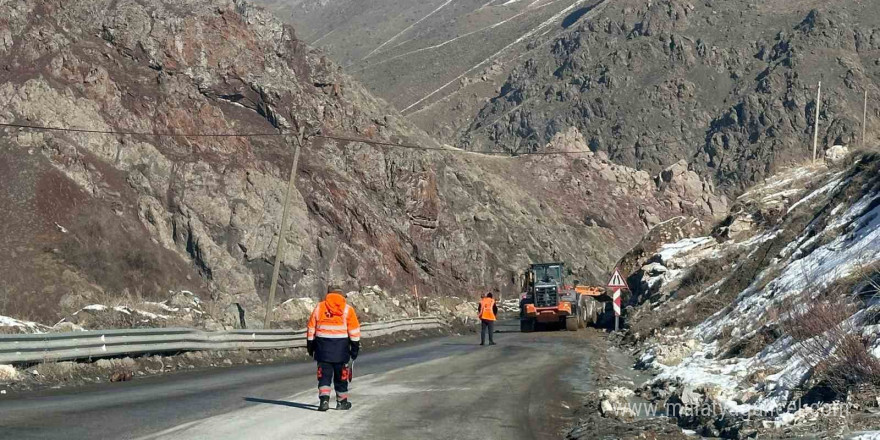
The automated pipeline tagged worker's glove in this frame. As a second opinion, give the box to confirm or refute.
[306,340,315,358]
[349,341,360,361]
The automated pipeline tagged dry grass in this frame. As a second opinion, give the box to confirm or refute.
[57,214,166,300]
[628,247,747,339]
[815,334,880,393]
[0,278,64,325]
[779,259,880,394]
[721,323,782,359]
[674,257,729,301]
[673,293,729,328]
[0,326,26,335]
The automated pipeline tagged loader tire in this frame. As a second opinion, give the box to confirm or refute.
[520,319,535,333]
[565,316,578,331]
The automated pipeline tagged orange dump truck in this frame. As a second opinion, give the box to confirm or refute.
[519,263,606,332]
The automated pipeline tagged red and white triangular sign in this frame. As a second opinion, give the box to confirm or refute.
[607,268,629,290]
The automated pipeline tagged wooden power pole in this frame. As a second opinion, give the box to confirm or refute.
[863,90,869,149]
[264,129,306,329]
[413,283,421,318]
[812,82,822,163]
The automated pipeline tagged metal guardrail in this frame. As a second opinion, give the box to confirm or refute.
[0,316,446,364]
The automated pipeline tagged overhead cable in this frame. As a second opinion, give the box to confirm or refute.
[0,121,711,157]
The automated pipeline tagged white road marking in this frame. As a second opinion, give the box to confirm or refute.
[132,421,207,440]
[362,0,455,61]
[475,0,501,12]
[401,0,595,114]
[310,29,336,46]
[132,358,467,440]
[404,0,610,116]
[133,387,358,440]
[354,0,558,73]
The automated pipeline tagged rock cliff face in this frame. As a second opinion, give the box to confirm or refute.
[0,0,725,328]
[460,0,880,193]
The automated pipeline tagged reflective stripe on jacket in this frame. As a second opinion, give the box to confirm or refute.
[479,297,496,321]
[307,292,361,363]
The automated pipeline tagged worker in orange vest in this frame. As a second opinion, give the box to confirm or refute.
[478,292,498,346]
[307,285,361,411]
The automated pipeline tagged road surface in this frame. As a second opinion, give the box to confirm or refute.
[0,321,597,439]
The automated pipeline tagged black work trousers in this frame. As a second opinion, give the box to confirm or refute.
[480,319,495,344]
[317,361,350,401]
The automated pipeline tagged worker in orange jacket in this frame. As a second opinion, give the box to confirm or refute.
[307,286,361,411]
[478,292,498,346]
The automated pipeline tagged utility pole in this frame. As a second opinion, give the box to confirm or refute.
[410,268,421,318]
[264,128,306,329]
[413,283,421,317]
[863,90,869,150]
[812,81,822,163]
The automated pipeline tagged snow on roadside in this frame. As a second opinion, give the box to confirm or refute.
[0,315,49,334]
[76,304,169,321]
[656,237,714,267]
[784,173,846,214]
[737,164,822,201]
[0,364,18,381]
[143,301,180,312]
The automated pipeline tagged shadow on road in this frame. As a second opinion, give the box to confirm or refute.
[244,397,319,411]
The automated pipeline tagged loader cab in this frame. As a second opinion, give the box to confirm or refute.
[520,262,582,332]
[521,263,565,308]
[533,264,563,285]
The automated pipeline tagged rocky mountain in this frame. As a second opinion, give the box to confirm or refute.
[460,0,880,193]
[616,152,880,437]
[0,0,725,329]
[263,0,880,195]
[255,0,607,142]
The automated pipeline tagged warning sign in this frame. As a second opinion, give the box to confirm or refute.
[607,268,629,290]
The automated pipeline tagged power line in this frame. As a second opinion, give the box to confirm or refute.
[0,121,713,157]
[313,133,445,151]
[0,122,283,138]
[0,121,535,155]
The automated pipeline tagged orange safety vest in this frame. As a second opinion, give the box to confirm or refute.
[307,292,361,342]
[479,297,496,321]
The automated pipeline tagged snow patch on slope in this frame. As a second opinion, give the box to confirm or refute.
[0,315,48,334]
[631,158,880,430]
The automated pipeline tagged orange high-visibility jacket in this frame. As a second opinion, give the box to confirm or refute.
[307,292,361,363]
[479,297,496,321]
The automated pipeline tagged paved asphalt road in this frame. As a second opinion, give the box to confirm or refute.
[0,321,595,439]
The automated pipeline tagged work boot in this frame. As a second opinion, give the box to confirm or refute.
[318,396,330,412]
[489,342,497,346]
[480,342,485,346]
[336,399,352,410]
